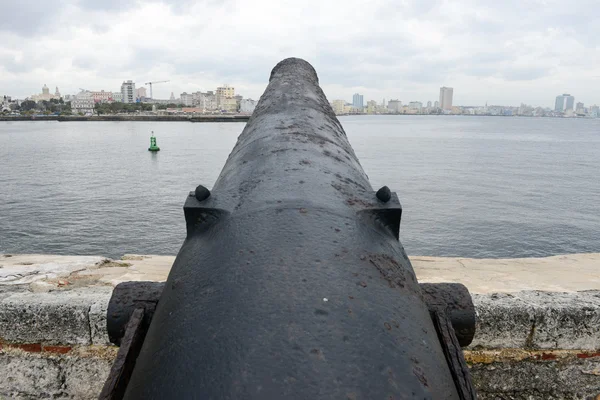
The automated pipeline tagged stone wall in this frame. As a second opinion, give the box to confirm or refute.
[1,254,599,399]
[469,292,600,399]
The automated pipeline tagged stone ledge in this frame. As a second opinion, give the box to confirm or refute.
[2,287,598,353]
[471,291,600,351]
[2,253,600,294]
[0,287,112,346]
[1,253,599,399]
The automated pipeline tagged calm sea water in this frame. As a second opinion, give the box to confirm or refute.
[1,116,599,259]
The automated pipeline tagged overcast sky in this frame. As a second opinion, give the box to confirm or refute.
[1,0,599,107]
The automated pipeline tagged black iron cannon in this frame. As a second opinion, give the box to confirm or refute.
[100,58,477,399]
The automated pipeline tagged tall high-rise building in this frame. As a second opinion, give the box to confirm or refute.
[427,101,432,108]
[352,93,364,109]
[439,87,453,110]
[565,95,575,111]
[555,95,565,112]
[121,80,136,103]
[434,100,440,108]
[555,94,575,112]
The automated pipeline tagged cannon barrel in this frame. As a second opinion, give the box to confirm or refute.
[118,58,475,399]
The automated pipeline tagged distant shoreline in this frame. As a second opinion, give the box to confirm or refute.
[0,114,588,122]
[0,115,251,122]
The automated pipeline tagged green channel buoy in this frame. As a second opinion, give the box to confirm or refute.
[148,131,160,152]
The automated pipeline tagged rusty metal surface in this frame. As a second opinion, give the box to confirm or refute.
[106,282,164,346]
[431,311,478,399]
[420,283,476,347]
[99,308,147,400]
[123,58,465,399]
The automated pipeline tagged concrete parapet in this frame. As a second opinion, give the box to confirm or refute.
[0,253,599,399]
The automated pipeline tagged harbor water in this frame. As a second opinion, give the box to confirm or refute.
[1,116,599,259]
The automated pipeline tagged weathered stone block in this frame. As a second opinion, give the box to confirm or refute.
[62,356,112,398]
[471,358,600,399]
[471,291,600,350]
[471,293,535,349]
[0,354,61,398]
[89,292,112,346]
[526,291,600,350]
[0,288,112,345]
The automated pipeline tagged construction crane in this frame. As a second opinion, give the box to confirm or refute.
[144,80,170,99]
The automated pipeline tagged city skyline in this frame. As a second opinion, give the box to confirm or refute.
[6,81,596,116]
[3,78,598,115]
[1,1,599,107]
[6,80,594,112]
[327,89,599,118]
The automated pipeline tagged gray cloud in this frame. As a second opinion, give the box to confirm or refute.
[501,66,552,81]
[76,0,132,11]
[72,57,95,70]
[0,0,599,106]
[0,0,66,36]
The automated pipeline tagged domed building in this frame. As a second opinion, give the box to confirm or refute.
[30,85,61,102]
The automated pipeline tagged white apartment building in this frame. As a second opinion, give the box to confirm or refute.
[240,99,257,114]
[180,92,194,106]
[121,80,136,103]
[1,95,12,112]
[72,91,94,115]
[203,93,217,111]
[408,101,423,110]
